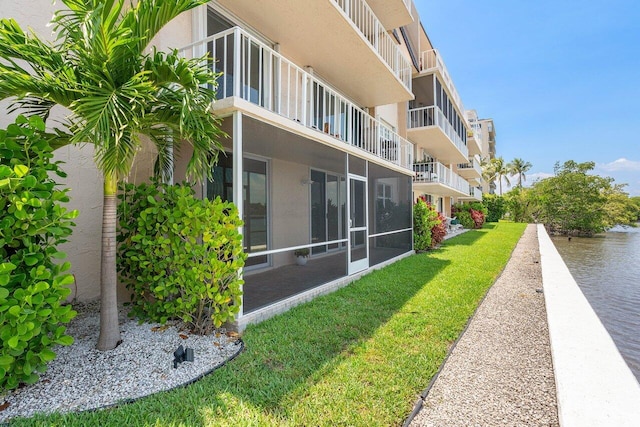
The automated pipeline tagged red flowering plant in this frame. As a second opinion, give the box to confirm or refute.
[414,196,447,250]
[453,202,487,229]
[470,208,485,228]
[431,211,447,245]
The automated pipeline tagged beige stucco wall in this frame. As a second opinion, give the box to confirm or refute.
[149,9,193,52]
[1,3,106,301]
[1,4,198,302]
[375,103,400,131]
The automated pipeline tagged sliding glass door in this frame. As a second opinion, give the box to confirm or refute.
[208,154,269,268]
[310,170,346,255]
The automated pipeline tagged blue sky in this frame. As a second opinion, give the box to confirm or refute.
[415,0,640,196]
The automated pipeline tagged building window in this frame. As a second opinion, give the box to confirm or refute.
[377,183,392,208]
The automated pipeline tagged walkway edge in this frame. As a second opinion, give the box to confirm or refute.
[538,224,640,426]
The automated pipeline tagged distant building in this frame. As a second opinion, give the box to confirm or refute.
[477,118,497,194]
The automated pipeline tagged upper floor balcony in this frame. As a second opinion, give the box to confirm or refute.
[214,0,413,106]
[407,105,469,165]
[418,49,465,117]
[456,156,482,184]
[367,0,414,30]
[458,186,482,201]
[413,161,470,198]
[467,122,482,156]
[179,27,414,171]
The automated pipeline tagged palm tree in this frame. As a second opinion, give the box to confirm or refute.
[0,0,223,350]
[480,157,511,195]
[508,158,533,188]
[480,156,496,193]
[488,157,511,195]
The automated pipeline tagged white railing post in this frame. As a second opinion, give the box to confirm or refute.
[233,27,241,98]
[301,72,308,127]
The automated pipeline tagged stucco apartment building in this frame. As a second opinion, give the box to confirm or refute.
[1,0,491,328]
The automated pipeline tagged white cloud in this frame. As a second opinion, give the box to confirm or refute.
[597,158,640,172]
[528,172,554,182]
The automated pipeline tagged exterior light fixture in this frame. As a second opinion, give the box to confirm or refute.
[173,344,194,368]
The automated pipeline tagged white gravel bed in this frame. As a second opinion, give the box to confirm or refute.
[0,302,243,423]
[410,224,559,426]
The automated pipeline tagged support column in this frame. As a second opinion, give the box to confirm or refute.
[233,111,244,318]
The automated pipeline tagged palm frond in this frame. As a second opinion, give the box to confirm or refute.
[0,19,65,73]
[94,129,140,179]
[122,0,209,53]
[149,129,175,182]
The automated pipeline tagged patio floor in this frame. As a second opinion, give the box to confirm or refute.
[242,246,410,313]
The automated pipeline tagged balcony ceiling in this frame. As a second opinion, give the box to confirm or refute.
[458,193,482,201]
[217,0,413,107]
[408,127,469,165]
[413,182,468,198]
[367,0,414,30]
[457,168,481,182]
[468,136,482,156]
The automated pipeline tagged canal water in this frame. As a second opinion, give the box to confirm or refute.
[551,226,640,381]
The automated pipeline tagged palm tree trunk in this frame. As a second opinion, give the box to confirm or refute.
[97,172,121,350]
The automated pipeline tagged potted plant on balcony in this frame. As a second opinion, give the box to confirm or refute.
[294,248,310,266]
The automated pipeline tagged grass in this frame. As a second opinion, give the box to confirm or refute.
[16,222,526,427]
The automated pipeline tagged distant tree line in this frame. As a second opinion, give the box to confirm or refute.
[482,160,640,236]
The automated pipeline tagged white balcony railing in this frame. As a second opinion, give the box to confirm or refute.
[471,122,483,143]
[334,0,412,91]
[413,162,470,194]
[457,156,482,176]
[179,27,413,170]
[407,105,469,158]
[420,49,464,117]
[470,186,482,199]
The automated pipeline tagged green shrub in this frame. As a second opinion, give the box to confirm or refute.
[0,115,77,391]
[455,210,474,229]
[413,198,441,251]
[453,202,486,229]
[482,193,506,222]
[504,187,535,223]
[117,180,246,334]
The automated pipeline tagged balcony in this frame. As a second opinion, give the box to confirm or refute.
[407,106,469,164]
[467,123,482,156]
[367,0,414,30]
[179,27,414,171]
[418,49,465,116]
[215,0,413,106]
[456,156,482,184]
[413,162,470,197]
[458,186,482,201]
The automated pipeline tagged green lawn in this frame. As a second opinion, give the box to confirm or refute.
[17,222,526,427]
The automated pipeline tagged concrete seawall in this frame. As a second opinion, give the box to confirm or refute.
[538,224,640,426]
